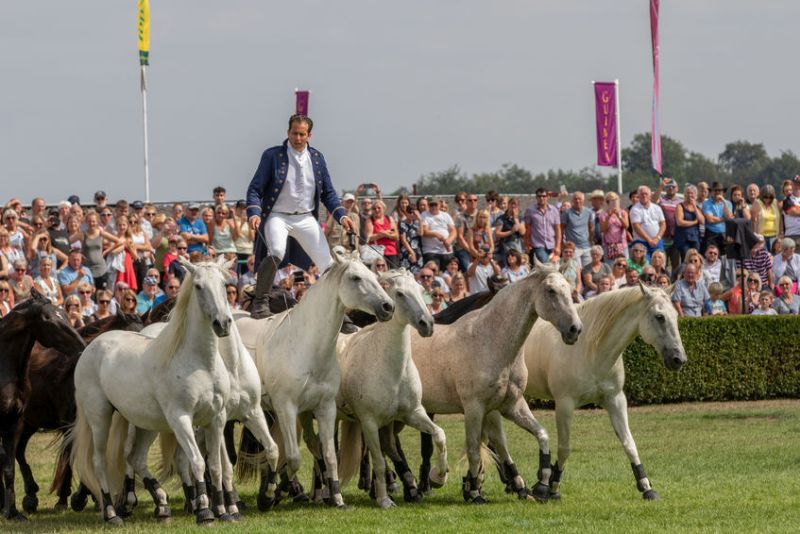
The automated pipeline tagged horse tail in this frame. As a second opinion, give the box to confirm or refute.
[337,419,363,486]
[105,412,130,499]
[50,430,72,494]
[235,426,265,482]
[156,432,180,482]
[67,401,101,501]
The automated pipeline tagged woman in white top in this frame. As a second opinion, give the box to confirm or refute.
[129,215,153,290]
[502,249,530,283]
[209,204,239,259]
[33,256,63,306]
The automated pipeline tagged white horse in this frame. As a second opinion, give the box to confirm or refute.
[336,269,447,509]
[521,284,686,500]
[409,261,583,503]
[236,249,395,508]
[137,312,279,520]
[69,260,233,525]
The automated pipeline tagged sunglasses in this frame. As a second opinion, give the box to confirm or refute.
[167,285,180,290]
[101,213,112,217]
[79,290,93,294]
[467,197,478,202]
[177,246,188,250]
[124,297,136,302]
[0,288,9,293]
[15,268,26,272]
[98,300,111,304]
[748,279,760,283]
[420,275,433,280]
[66,304,79,309]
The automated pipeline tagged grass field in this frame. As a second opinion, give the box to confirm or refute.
[6,399,800,533]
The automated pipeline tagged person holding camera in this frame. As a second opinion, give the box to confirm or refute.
[246,114,354,318]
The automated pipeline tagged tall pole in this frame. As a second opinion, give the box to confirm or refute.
[615,79,622,195]
[141,65,150,202]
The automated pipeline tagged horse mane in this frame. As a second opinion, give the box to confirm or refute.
[479,263,554,316]
[576,287,646,349]
[280,258,349,318]
[148,270,196,366]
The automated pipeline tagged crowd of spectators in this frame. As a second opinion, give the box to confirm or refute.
[2,175,799,324]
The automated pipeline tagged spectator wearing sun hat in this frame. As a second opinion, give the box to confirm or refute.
[136,275,166,314]
[325,192,360,251]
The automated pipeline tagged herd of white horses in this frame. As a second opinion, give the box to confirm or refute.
[63,248,686,525]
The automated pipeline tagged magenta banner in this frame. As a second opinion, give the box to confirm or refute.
[594,82,618,167]
[650,0,662,174]
[295,90,309,116]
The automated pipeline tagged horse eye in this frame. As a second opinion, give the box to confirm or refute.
[195,284,201,290]
[395,291,405,298]
[351,275,362,282]
[655,313,665,322]
[548,288,557,295]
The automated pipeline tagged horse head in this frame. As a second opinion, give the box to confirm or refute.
[380,269,434,337]
[333,250,394,322]
[179,258,233,337]
[530,259,582,345]
[23,289,86,355]
[636,282,687,371]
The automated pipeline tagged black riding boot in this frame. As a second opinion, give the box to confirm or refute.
[250,256,281,319]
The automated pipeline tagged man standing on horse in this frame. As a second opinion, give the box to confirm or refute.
[246,114,355,318]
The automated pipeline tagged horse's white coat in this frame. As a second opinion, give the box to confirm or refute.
[410,263,583,494]
[336,270,447,508]
[236,250,394,506]
[522,284,686,495]
[70,261,234,523]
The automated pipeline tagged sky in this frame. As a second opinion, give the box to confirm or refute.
[2,1,798,203]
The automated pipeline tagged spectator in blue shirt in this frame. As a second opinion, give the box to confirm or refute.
[136,275,166,314]
[58,246,94,297]
[672,263,709,317]
[701,181,733,254]
[178,203,209,255]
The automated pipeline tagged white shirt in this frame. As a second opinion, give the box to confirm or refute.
[421,211,455,254]
[703,258,722,282]
[469,262,494,294]
[630,202,665,240]
[272,145,315,214]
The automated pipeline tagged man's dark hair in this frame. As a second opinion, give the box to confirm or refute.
[535,187,547,196]
[485,190,498,202]
[115,199,129,209]
[213,186,226,195]
[288,114,313,132]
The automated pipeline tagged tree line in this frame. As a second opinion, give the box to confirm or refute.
[399,132,800,196]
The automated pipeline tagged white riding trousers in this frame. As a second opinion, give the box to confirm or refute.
[264,212,333,271]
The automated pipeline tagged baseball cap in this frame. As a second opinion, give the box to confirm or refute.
[342,193,355,202]
[131,200,145,210]
[143,276,159,286]
[188,202,202,210]
[236,199,247,209]
[94,190,107,200]
[664,178,677,188]
[67,195,80,205]
[793,175,800,184]
[427,197,440,205]
[69,241,82,253]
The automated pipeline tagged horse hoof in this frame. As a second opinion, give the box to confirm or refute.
[54,501,68,512]
[228,512,243,521]
[515,486,530,500]
[336,503,353,511]
[105,515,123,527]
[236,499,247,511]
[378,497,396,509]
[403,487,422,503]
[531,482,550,503]
[154,505,172,521]
[467,495,487,505]
[218,513,235,522]
[643,489,660,501]
[549,490,562,501]
[22,494,39,514]
[195,508,215,525]
[70,493,89,512]
[257,493,276,512]
[429,468,447,489]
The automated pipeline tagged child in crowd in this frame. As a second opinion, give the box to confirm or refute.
[704,282,727,316]
[751,290,777,316]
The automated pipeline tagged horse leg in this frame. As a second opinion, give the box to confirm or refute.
[174,446,196,515]
[500,396,551,503]
[299,414,325,503]
[242,408,279,513]
[129,429,172,521]
[115,424,139,517]
[273,404,302,505]
[223,421,238,466]
[1,421,26,521]
[314,402,346,508]
[168,414,214,525]
[203,414,232,522]
[550,398,576,500]
[377,426,412,501]
[357,433,372,494]
[405,409,448,490]
[462,403,487,504]
[364,419,394,509]
[484,410,528,499]
[15,423,39,514]
[604,392,658,500]
[414,414,435,495]
[84,402,122,525]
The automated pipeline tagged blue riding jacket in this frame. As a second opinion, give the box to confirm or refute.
[246,140,347,269]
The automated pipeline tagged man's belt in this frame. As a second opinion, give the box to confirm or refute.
[275,210,312,216]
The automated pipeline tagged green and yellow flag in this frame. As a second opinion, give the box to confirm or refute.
[138,0,150,65]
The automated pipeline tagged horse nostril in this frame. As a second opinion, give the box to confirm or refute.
[570,324,581,335]
[673,356,683,367]
[382,302,394,314]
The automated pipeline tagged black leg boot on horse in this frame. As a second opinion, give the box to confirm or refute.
[250,256,282,319]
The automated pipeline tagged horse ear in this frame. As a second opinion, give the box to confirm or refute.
[220,257,236,272]
[178,256,196,274]
[667,283,676,296]
[638,280,649,295]
[532,257,546,271]
[331,245,348,263]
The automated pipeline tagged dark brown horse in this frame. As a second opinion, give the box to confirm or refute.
[18,312,144,515]
[0,291,85,521]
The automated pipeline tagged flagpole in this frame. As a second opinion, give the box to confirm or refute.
[615,79,622,195]
[141,65,150,202]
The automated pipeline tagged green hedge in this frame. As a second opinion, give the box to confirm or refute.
[623,315,800,405]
